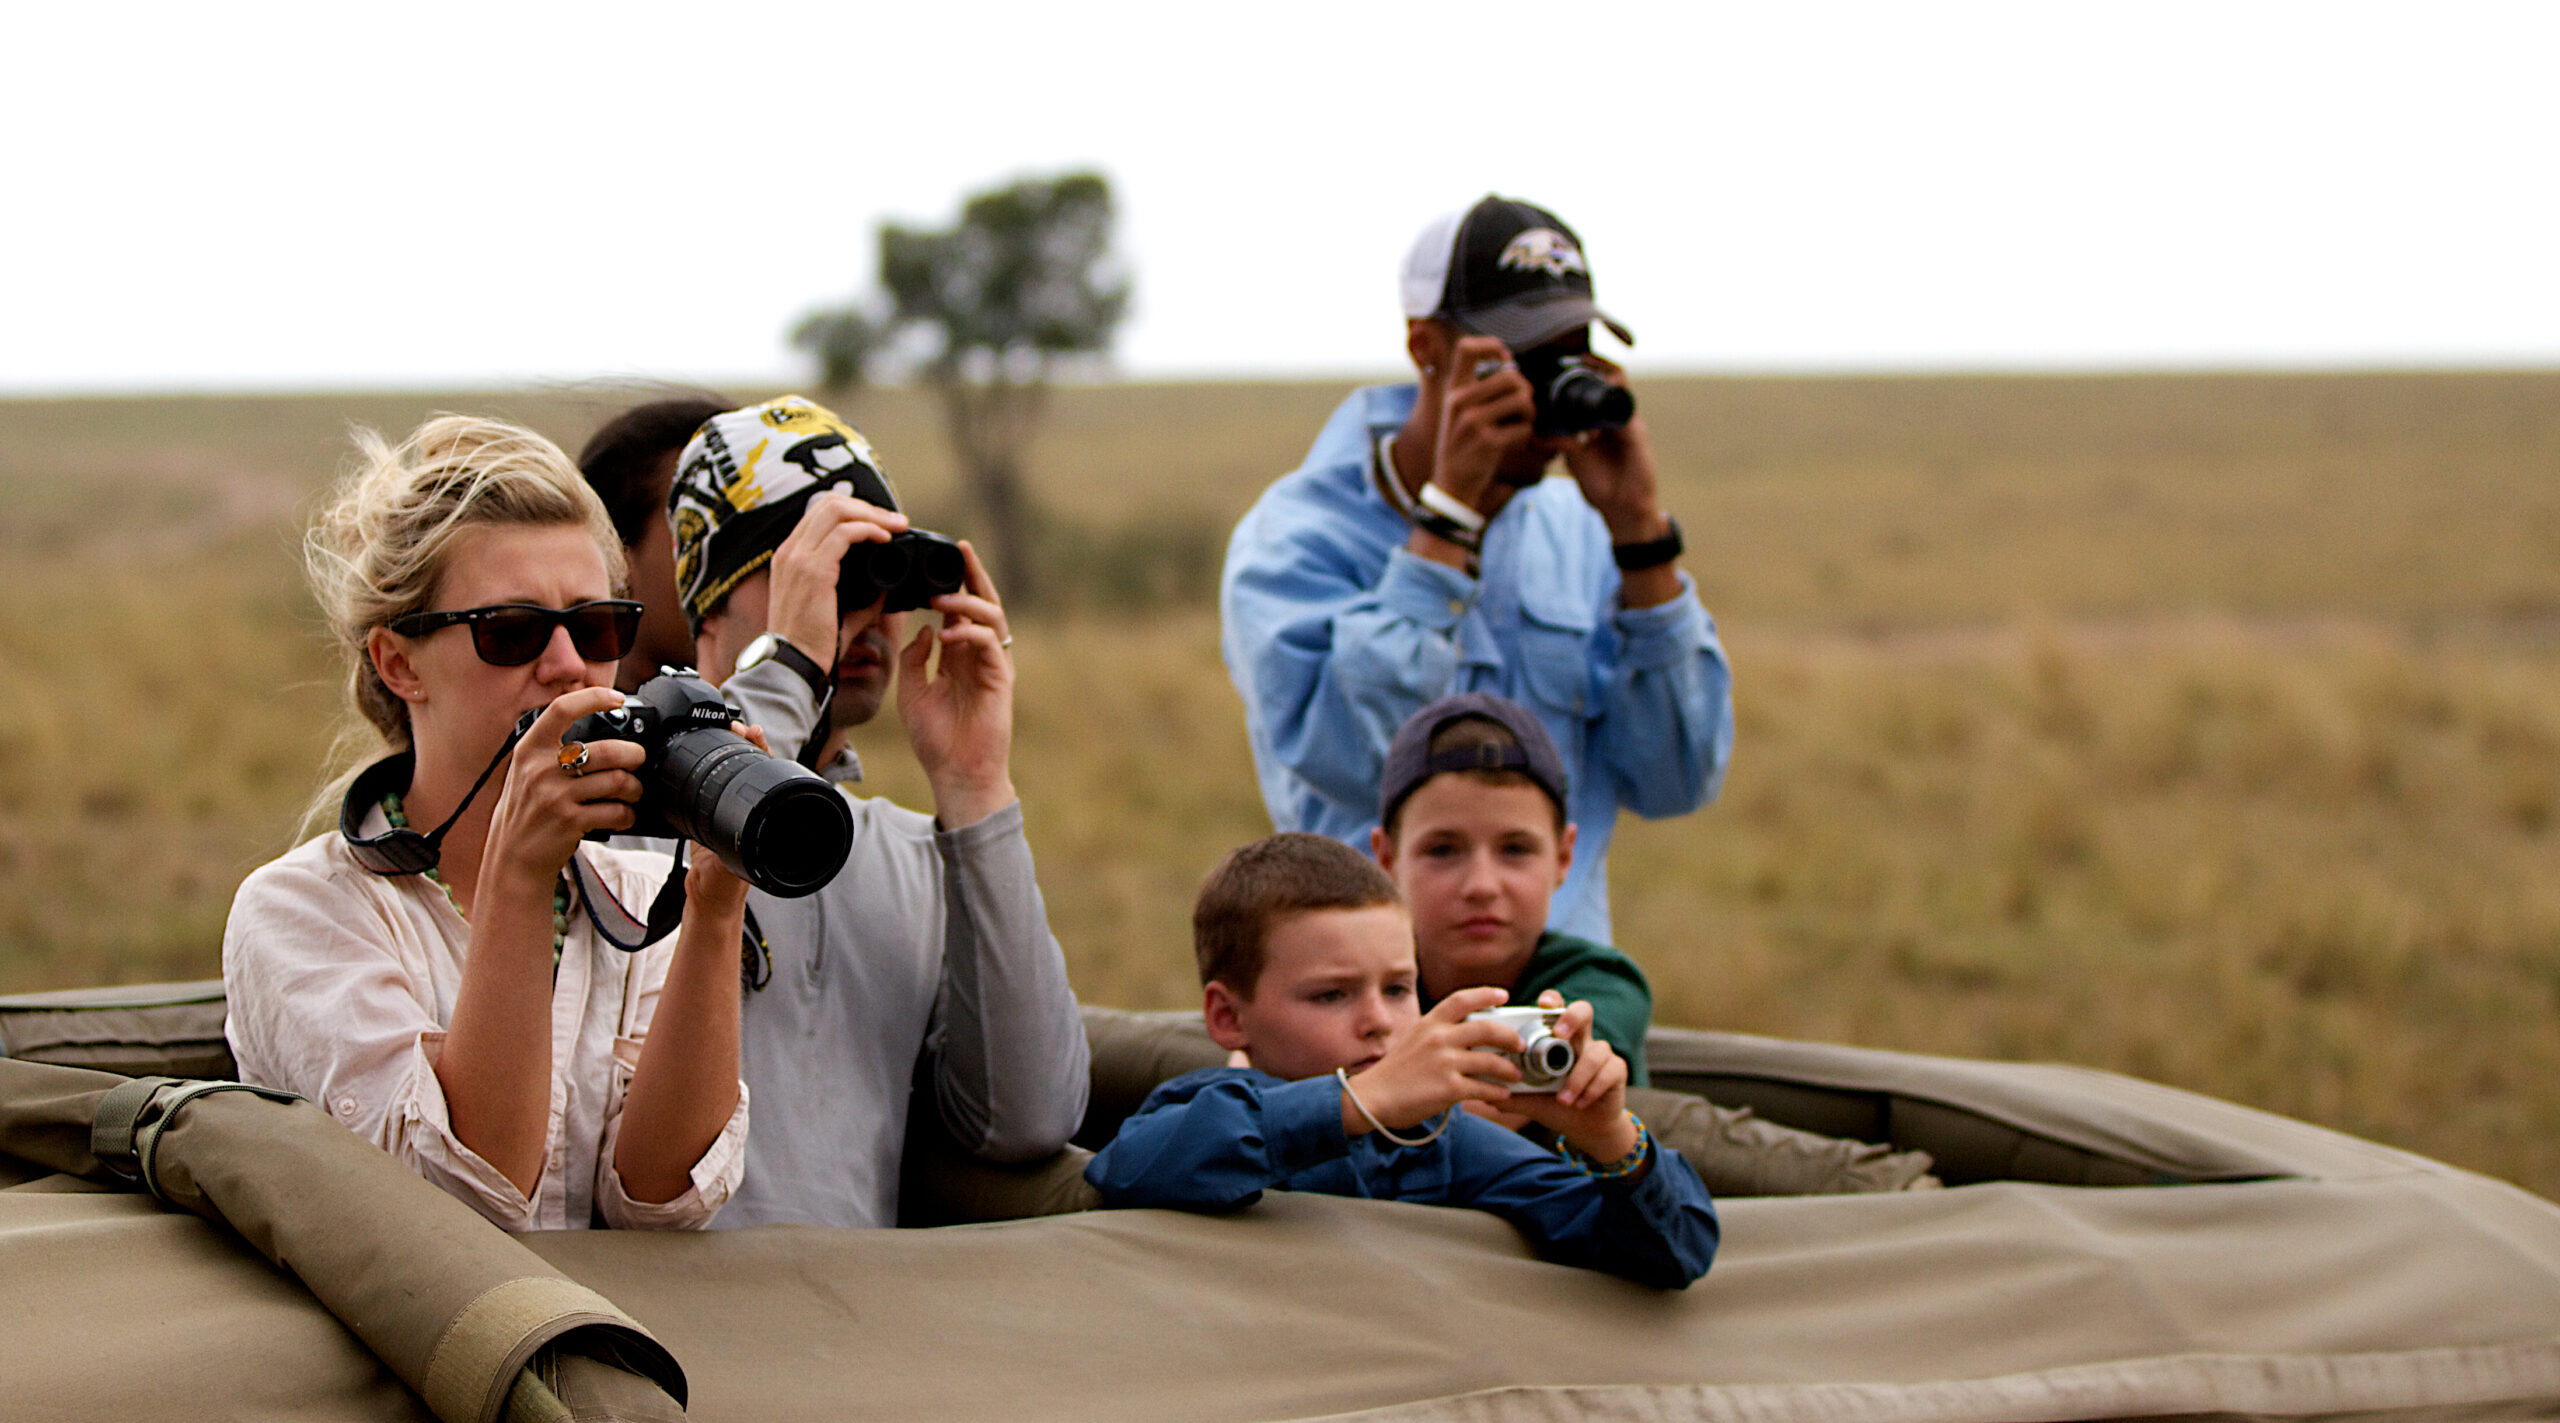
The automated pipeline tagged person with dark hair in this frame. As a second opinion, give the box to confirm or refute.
[1368,693,1943,1193]
[625,395,1087,1229]
[1369,693,1653,1083]
[576,394,730,690]
[1222,195,1733,946]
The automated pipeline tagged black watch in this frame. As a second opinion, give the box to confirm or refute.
[1612,516,1684,572]
[735,633,830,701]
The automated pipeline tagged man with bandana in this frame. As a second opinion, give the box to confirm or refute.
[1221,195,1734,946]
[645,396,1088,1228]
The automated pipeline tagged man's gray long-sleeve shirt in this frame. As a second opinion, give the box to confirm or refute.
[622,656,1088,1228]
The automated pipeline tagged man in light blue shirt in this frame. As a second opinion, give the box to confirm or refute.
[1220,195,1733,944]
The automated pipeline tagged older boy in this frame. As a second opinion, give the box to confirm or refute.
[1372,693,1944,1193]
[1084,834,1718,1290]
[1371,693,1652,1083]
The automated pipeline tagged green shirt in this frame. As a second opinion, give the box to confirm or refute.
[1510,932,1653,1088]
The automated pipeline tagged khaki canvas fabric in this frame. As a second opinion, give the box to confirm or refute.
[0,980,234,1079]
[522,1175,2560,1423]
[7,995,2560,1421]
[0,1057,684,1423]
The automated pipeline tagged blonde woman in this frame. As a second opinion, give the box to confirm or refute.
[224,416,750,1231]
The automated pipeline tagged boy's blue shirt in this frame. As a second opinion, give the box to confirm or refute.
[1084,1066,1719,1290]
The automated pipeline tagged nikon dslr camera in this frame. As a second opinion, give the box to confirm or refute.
[1467,1005,1577,1093]
[564,670,854,898]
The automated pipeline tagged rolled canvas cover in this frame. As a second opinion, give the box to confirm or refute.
[0,1057,684,1423]
[3,993,2558,1421]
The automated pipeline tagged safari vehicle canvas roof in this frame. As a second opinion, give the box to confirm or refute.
[4,985,2558,1422]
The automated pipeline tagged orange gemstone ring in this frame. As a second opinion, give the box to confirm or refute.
[558,742,592,777]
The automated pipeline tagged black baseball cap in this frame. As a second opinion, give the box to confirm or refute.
[1379,693,1570,829]
[1400,195,1634,352]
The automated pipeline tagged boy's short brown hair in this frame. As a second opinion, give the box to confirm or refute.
[1194,833,1402,997]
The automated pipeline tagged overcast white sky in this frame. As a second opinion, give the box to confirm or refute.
[4,2,2555,394]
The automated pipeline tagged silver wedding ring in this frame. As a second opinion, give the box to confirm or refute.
[559,742,592,777]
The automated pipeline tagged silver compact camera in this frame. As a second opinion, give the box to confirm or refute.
[1467,1005,1576,1093]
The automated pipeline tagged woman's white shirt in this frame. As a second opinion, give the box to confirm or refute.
[222,821,748,1231]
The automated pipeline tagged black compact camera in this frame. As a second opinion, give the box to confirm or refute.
[840,530,968,614]
[565,670,854,898]
[1479,349,1636,438]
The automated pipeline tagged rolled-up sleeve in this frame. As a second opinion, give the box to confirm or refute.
[224,860,547,1232]
[594,1035,750,1230]
[225,837,734,1232]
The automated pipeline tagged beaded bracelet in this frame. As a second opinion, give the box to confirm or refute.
[1559,1110,1652,1180]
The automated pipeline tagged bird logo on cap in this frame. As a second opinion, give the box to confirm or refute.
[1498,229,1588,279]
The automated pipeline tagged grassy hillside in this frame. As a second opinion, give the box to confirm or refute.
[4,372,2557,1197]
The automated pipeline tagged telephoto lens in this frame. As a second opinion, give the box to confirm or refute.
[565,672,854,897]
[839,529,969,614]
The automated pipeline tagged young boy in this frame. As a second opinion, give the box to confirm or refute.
[1371,693,1655,1085]
[1084,834,1717,1289]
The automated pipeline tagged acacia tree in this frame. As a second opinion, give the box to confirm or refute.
[789,305,886,399]
[793,171,1130,602]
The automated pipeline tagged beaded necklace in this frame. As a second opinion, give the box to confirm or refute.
[382,790,569,971]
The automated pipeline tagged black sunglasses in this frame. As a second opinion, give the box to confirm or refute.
[387,599,644,667]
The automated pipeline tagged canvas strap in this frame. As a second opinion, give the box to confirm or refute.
[92,1076,303,1201]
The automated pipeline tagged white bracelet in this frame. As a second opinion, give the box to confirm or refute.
[1336,1067,1450,1147]
[1415,481,1487,534]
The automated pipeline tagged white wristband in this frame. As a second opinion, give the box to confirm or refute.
[1336,1067,1451,1147]
[1415,481,1487,534]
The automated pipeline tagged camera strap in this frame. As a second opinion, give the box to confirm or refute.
[570,845,689,952]
[569,843,775,980]
[345,708,777,969]
[794,683,835,770]
[339,710,539,877]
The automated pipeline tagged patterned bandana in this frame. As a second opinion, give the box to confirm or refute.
[668,395,903,625]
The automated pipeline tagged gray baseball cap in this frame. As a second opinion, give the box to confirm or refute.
[1378,692,1569,828]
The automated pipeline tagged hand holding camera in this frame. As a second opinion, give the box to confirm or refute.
[563,670,854,898]
[896,536,1019,831]
[1547,349,1669,549]
[1465,1005,1578,1093]
[1489,993,1643,1169]
[1335,986,1518,1136]
[1427,335,1541,514]
[1473,348,1634,440]
[764,491,912,671]
[481,686,652,899]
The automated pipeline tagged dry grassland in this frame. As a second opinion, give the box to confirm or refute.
[4,372,2558,1197]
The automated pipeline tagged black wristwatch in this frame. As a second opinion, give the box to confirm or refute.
[735,632,830,701]
[1612,516,1684,572]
